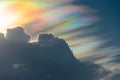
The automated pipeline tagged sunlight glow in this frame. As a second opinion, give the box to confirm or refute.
[0,3,20,33]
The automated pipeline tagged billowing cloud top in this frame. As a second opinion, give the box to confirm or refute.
[6,27,30,43]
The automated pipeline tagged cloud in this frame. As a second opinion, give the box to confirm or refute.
[102,72,120,80]
[0,27,108,80]
[110,54,120,63]
[109,73,120,80]
[6,27,30,44]
[0,32,5,43]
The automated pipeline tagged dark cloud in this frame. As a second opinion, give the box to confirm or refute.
[0,33,6,44]
[0,33,5,39]
[0,27,108,80]
[6,27,30,44]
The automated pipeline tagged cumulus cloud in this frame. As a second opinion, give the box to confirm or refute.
[6,27,30,44]
[0,27,108,80]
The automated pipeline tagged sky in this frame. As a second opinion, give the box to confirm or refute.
[0,0,120,79]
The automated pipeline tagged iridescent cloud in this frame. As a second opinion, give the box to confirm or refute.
[0,0,100,59]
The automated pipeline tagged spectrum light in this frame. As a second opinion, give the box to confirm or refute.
[0,0,100,59]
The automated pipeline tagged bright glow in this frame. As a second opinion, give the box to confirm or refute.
[0,3,20,34]
[0,13,20,33]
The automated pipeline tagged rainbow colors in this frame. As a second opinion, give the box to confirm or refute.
[0,0,100,58]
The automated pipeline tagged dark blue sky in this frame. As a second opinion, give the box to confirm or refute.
[74,0,120,48]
